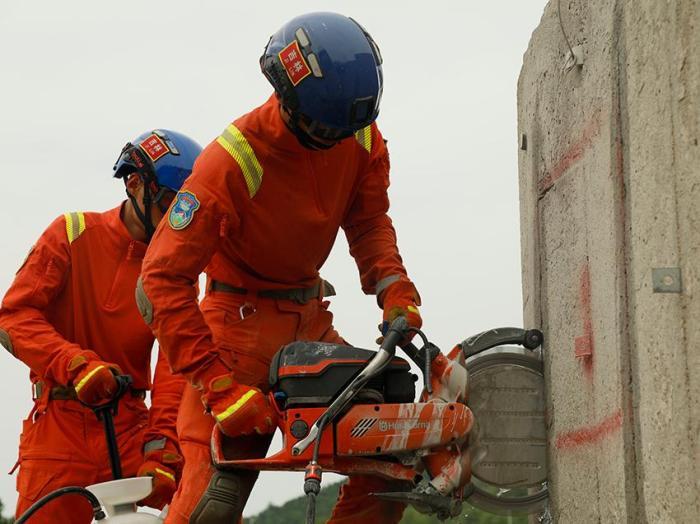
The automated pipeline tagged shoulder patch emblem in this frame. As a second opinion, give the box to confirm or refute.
[169,191,200,230]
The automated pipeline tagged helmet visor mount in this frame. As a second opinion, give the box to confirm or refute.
[116,143,175,210]
[115,142,157,182]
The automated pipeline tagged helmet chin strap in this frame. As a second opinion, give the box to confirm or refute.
[125,174,156,243]
[285,111,336,151]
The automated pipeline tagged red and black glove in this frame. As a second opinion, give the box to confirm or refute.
[379,280,422,344]
[137,445,183,509]
[68,353,122,406]
[202,373,277,437]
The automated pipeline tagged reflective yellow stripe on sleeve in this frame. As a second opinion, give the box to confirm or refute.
[216,125,263,198]
[215,389,258,423]
[155,468,176,483]
[354,125,372,154]
[74,364,105,393]
[64,212,86,244]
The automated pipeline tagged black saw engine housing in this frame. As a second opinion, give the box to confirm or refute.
[269,341,417,409]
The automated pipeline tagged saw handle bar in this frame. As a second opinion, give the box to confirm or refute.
[460,327,544,359]
[291,316,409,457]
[297,318,410,524]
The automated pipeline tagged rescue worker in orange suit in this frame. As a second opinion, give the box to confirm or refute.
[0,130,202,523]
[139,13,421,523]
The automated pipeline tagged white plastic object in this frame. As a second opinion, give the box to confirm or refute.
[97,514,163,523]
[87,477,163,523]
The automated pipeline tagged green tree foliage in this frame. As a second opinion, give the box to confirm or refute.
[245,483,342,524]
[0,499,14,524]
[244,482,527,524]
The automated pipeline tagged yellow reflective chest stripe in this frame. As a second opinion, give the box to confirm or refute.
[64,212,86,244]
[216,125,264,198]
[354,125,372,153]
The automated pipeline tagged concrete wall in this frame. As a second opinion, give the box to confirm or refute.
[517,1,699,522]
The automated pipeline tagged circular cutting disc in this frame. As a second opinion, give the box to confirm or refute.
[465,346,549,515]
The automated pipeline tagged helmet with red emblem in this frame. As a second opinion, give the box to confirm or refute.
[113,129,202,241]
[260,12,383,149]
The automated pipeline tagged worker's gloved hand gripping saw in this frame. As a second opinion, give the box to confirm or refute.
[197,361,278,437]
[379,280,422,344]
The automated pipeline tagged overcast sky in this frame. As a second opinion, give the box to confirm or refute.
[0,0,548,518]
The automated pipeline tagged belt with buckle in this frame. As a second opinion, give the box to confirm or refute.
[32,381,147,401]
[209,279,336,304]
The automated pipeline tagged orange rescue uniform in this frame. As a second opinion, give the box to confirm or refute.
[0,205,185,523]
[141,95,418,523]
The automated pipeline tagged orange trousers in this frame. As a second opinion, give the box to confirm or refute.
[166,291,406,523]
[14,396,148,523]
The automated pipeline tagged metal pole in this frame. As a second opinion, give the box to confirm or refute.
[99,407,122,479]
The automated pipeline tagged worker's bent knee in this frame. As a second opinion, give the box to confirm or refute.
[188,469,257,524]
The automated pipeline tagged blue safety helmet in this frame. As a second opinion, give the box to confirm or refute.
[260,12,383,147]
[113,129,202,241]
[113,129,202,191]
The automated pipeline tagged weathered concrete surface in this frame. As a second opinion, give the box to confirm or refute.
[518,1,700,522]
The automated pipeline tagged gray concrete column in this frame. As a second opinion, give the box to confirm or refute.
[518,1,699,522]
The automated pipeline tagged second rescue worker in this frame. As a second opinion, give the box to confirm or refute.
[139,12,422,523]
[0,130,202,522]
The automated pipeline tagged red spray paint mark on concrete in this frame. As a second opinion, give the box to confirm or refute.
[575,263,594,378]
[555,409,623,450]
[538,111,602,194]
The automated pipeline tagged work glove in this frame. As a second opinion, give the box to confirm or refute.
[137,446,183,509]
[202,373,278,437]
[68,354,122,406]
[379,280,422,345]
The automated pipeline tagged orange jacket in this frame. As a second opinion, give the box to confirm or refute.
[141,95,418,387]
[0,205,184,447]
